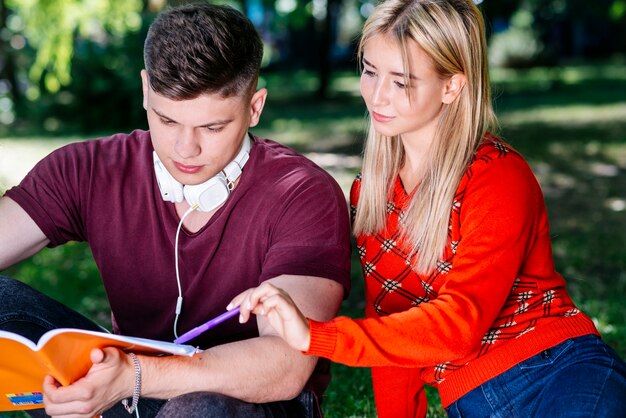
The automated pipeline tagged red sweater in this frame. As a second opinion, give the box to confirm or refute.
[306,137,598,417]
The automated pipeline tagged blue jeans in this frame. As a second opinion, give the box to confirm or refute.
[0,276,321,418]
[445,334,626,418]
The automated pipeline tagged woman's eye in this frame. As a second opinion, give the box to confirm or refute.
[394,81,407,89]
[362,69,375,77]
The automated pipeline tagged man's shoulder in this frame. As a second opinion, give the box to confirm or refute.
[52,129,150,156]
[50,130,151,168]
[250,136,335,182]
[244,135,345,207]
[28,130,153,189]
[251,136,310,162]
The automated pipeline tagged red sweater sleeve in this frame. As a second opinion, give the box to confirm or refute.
[307,152,546,367]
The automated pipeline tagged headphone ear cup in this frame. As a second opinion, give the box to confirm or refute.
[183,173,230,212]
[153,152,184,203]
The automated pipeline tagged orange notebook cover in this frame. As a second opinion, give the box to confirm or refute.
[0,329,197,411]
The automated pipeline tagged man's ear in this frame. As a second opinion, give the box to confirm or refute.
[442,73,466,104]
[140,70,149,110]
[248,88,268,128]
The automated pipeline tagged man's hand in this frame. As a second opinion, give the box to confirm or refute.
[229,282,312,352]
[42,348,133,418]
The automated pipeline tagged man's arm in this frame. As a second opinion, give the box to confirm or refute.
[0,196,49,270]
[143,274,344,401]
[152,276,344,402]
[42,274,345,417]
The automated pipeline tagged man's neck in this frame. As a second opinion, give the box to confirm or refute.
[175,202,217,233]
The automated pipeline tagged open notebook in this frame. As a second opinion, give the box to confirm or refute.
[0,328,197,411]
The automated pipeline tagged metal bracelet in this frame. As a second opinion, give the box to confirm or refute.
[121,352,141,414]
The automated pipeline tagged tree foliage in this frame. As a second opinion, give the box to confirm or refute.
[1,0,625,135]
[6,0,143,95]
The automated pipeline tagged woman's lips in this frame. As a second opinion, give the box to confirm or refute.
[174,161,203,174]
[372,111,394,123]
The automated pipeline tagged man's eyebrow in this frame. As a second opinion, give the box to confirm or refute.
[362,57,418,80]
[153,108,233,128]
[196,117,234,129]
[153,108,177,122]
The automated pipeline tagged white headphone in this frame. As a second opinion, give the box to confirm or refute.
[153,134,251,212]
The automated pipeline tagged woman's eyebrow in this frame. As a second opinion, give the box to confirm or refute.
[363,57,418,80]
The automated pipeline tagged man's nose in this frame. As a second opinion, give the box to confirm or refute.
[175,130,201,159]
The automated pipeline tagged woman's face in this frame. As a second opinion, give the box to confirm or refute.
[360,34,448,144]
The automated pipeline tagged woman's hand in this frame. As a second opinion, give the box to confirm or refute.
[228,282,311,352]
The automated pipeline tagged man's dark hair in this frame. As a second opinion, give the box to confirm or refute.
[144,3,263,100]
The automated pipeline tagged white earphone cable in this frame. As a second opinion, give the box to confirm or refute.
[173,205,198,339]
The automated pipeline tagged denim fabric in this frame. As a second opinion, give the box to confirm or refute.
[0,275,106,340]
[26,398,166,418]
[445,334,626,418]
[0,276,321,418]
[155,391,321,418]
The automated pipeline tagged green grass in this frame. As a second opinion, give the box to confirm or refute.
[2,61,626,417]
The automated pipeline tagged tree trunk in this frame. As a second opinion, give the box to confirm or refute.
[317,0,340,99]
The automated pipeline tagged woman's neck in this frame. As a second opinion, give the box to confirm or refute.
[398,132,433,194]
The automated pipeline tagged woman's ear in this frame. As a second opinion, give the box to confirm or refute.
[442,74,467,104]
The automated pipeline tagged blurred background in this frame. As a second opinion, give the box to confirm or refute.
[0,0,625,417]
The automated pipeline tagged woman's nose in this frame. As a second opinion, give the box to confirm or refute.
[371,79,390,107]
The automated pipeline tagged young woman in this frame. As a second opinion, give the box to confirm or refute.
[229,0,626,416]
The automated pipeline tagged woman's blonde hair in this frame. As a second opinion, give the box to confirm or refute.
[353,0,498,274]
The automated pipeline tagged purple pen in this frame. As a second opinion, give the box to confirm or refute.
[174,306,241,344]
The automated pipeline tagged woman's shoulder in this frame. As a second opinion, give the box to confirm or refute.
[468,132,530,175]
[461,132,541,199]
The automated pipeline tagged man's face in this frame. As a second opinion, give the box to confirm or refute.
[142,70,266,186]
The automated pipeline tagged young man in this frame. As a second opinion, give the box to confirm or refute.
[0,4,351,417]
